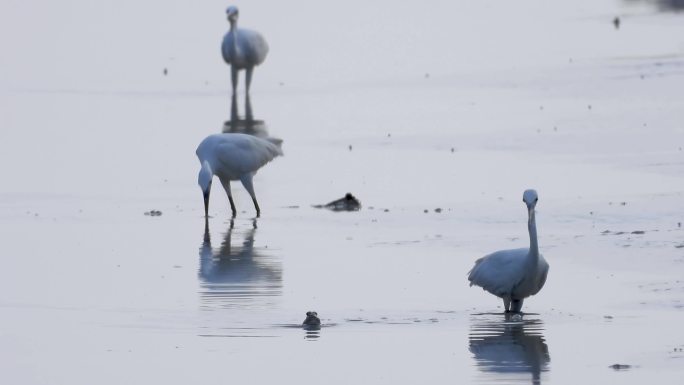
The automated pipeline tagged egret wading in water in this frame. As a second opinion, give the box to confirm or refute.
[221,6,269,121]
[468,189,549,313]
[197,133,282,218]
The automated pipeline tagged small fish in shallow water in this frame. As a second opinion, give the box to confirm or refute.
[144,210,162,216]
[303,311,321,326]
[609,363,631,370]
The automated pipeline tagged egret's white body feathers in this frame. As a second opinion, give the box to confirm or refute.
[196,133,282,217]
[468,189,549,312]
[197,134,282,180]
[469,248,549,300]
[222,28,269,69]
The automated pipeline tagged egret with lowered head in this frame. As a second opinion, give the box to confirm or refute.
[222,6,269,120]
[468,189,549,313]
[197,133,282,218]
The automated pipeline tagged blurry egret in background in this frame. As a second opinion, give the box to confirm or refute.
[468,189,549,313]
[197,133,282,218]
[221,6,269,121]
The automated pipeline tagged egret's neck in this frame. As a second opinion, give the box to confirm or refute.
[229,21,239,52]
[528,208,540,259]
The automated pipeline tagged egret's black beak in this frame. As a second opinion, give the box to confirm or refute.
[203,190,210,218]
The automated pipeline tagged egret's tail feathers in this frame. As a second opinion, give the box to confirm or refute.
[265,137,284,156]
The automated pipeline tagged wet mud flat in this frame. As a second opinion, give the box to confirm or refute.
[2,0,684,384]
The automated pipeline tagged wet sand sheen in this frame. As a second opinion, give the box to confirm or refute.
[2,0,684,384]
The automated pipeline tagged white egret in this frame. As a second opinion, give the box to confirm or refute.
[221,6,269,120]
[468,189,549,313]
[197,133,283,218]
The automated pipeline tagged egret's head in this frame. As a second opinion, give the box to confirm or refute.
[226,6,239,23]
[523,189,539,209]
[198,161,213,217]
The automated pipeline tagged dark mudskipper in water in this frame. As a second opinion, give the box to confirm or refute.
[302,311,321,327]
[313,193,361,212]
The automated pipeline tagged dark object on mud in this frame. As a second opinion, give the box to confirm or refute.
[609,363,631,370]
[631,230,645,235]
[434,208,443,213]
[144,210,162,216]
[303,311,321,326]
[314,193,361,212]
[163,68,168,76]
[613,16,620,30]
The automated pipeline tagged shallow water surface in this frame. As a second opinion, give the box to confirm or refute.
[1,0,684,384]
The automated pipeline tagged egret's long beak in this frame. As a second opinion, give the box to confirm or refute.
[203,190,210,218]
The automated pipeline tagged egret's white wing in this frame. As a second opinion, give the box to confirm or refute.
[215,134,282,177]
[468,248,528,297]
[531,257,549,295]
[239,29,269,65]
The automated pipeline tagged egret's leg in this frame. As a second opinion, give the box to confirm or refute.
[245,67,254,121]
[511,299,524,313]
[230,67,239,120]
[503,298,511,312]
[203,218,210,243]
[220,177,237,217]
[245,66,254,95]
[230,94,239,123]
[245,93,253,122]
[240,174,260,218]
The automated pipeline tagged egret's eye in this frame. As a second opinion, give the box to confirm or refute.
[535,198,538,202]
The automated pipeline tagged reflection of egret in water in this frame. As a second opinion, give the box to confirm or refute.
[469,314,550,385]
[199,219,282,310]
[222,114,270,140]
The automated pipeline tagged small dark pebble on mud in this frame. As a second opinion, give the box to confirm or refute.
[609,364,631,370]
[434,208,442,213]
[631,230,645,235]
[348,145,352,151]
[144,210,162,216]
[423,209,428,213]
